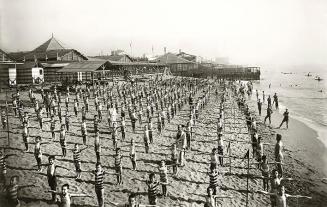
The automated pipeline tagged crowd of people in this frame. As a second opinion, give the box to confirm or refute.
[0,76,311,207]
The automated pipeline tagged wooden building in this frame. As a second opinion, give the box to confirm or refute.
[8,35,88,83]
[16,62,44,85]
[154,53,197,76]
[57,61,109,83]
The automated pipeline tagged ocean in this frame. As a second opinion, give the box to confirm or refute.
[251,65,327,148]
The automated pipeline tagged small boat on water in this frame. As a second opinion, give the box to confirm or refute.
[314,76,323,81]
[305,72,312,77]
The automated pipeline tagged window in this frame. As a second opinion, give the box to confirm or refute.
[39,69,43,75]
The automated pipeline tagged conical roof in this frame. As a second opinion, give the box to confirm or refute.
[33,36,65,52]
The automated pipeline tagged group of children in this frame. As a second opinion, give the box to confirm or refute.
[0,76,310,207]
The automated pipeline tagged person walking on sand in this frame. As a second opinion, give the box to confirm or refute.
[278,109,289,129]
[257,99,262,116]
[267,95,272,108]
[273,93,279,109]
[262,91,265,103]
[264,106,273,126]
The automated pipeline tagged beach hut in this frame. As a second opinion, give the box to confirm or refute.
[16,61,44,85]
[57,60,109,83]
[154,52,198,76]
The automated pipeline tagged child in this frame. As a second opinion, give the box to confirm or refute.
[93,115,100,133]
[43,155,70,202]
[59,124,67,157]
[0,150,18,185]
[4,176,36,207]
[22,122,29,151]
[146,173,160,205]
[143,125,150,153]
[94,131,101,162]
[65,113,71,132]
[47,183,91,207]
[37,107,43,130]
[91,162,118,207]
[32,136,50,171]
[114,148,123,185]
[71,144,88,180]
[81,119,88,145]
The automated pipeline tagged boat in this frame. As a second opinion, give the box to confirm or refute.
[314,76,323,81]
[305,72,312,77]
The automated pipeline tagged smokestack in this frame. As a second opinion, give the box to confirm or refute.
[164,47,167,54]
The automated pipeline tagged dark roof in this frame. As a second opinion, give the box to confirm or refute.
[33,36,65,52]
[9,49,88,62]
[155,53,194,64]
[108,61,165,66]
[57,61,107,73]
[92,54,133,62]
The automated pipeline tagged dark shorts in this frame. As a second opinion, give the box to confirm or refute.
[217,146,223,155]
[75,162,81,172]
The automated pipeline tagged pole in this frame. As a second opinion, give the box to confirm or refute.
[229,141,232,174]
[5,90,10,147]
[246,149,250,207]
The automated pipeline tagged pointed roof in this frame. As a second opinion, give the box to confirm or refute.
[33,35,65,52]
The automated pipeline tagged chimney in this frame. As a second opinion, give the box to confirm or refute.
[164,47,167,54]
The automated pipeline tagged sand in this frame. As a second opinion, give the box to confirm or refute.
[0,79,326,207]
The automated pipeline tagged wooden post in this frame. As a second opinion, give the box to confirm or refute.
[246,149,250,207]
[229,141,232,174]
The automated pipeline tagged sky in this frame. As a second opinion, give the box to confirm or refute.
[0,0,327,66]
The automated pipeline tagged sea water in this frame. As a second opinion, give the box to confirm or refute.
[251,65,327,148]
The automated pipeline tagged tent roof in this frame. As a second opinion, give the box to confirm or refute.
[33,36,65,52]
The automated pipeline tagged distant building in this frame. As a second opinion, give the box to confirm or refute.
[176,51,197,62]
[215,57,229,65]
[155,52,197,75]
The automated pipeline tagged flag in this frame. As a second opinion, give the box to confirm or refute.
[243,149,249,159]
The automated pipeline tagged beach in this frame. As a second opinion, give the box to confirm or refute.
[0,77,326,207]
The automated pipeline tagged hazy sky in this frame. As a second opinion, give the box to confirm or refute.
[0,0,327,66]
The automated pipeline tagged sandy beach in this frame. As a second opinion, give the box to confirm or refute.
[0,79,326,207]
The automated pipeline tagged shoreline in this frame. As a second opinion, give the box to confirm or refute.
[247,94,327,206]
